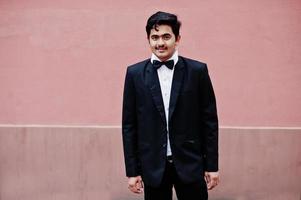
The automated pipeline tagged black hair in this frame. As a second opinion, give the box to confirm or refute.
[146,11,181,38]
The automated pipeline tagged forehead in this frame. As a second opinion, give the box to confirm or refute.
[150,24,173,35]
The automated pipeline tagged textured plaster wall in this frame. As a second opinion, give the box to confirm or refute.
[0,0,300,126]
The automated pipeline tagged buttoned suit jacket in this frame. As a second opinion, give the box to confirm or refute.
[122,56,218,187]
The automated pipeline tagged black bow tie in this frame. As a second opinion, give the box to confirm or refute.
[152,60,174,70]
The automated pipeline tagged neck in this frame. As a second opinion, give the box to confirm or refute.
[152,50,178,62]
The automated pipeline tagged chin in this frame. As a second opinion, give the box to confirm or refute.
[156,54,169,60]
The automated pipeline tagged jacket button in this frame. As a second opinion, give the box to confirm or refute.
[163,144,167,148]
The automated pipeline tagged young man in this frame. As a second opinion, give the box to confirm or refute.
[122,11,219,200]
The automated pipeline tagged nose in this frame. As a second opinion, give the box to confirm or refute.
[157,37,165,46]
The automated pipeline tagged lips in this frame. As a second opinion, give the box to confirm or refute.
[157,48,167,53]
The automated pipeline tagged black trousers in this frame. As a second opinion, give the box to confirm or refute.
[144,159,208,200]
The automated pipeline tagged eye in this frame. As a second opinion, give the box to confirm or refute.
[151,35,159,40]
[163,34,171,40]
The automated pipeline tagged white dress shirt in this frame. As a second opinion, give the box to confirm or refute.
[151,51,179,156]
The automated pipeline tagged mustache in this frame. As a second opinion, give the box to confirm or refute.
[155,46,167,50]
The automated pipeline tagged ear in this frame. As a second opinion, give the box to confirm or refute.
[175,35,181,47]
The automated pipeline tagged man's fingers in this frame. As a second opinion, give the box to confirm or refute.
[207,177,219,190]
[137,180,143,189]
[207,181,215,190]
[128,177,144,194]
[128,183,142,194]
[128,185,140,193]
[136,180,144,192]
[204,172,220,190]
[204,173,210,183]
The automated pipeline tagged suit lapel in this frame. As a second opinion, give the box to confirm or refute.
[169,57,185,123]
[145,61,167,125]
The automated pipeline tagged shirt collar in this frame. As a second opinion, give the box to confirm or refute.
[151,50,179,66]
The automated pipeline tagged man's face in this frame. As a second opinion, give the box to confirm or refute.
[148,25,180,61]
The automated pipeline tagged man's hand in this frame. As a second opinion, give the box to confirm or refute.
[204,171,220,190]
[128,176,144,194]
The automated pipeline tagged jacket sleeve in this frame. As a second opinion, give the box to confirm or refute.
[122,67,141,177]
[199,64,219,172]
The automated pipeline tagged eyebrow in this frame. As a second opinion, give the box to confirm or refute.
[151,33,172,37]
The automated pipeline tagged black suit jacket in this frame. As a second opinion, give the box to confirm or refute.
[122,56,218,187]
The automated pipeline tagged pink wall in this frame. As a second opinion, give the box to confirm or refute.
[1,0,300,126]
[0,127,300,200]
[1,1,301,199]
